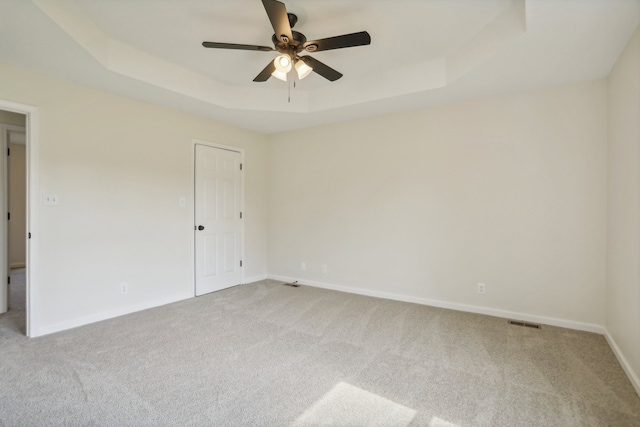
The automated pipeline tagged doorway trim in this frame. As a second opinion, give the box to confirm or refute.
[0,99,40,337]
[191,139,245,296]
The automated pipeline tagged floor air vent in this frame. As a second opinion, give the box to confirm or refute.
[508,320,541,329]
[283,281,300,287]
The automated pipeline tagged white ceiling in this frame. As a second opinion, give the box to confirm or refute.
[1,0,639,134]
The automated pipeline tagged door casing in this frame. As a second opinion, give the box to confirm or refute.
[0,99,39,337]
[191,139,245,296]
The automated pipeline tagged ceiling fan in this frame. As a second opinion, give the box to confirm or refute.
[202,0,371,83]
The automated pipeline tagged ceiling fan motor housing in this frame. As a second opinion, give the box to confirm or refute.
[272,30,308,54]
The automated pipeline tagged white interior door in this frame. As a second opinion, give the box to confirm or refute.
[194,144,243,296]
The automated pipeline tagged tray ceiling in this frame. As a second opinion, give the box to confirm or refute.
[1,0,639,133]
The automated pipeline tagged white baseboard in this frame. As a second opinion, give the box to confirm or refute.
[604,328,640,397]
[35,273,269,336]
[35,291,193,337]
[268,274,605,334]
[280,272,639,396]
[244,274,268,284]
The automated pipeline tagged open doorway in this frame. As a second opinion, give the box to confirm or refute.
[0,99,39,337]
[1,110,27,335]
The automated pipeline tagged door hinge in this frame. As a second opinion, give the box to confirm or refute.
[7,276,10,285]
[240,212,243,219]
[7,212,9,221]
[240,260,243,267]
[7,147,9,156]
[28,232,31,239]
[240,163,243,171]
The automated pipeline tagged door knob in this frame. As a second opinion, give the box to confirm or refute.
[198,225,205,231]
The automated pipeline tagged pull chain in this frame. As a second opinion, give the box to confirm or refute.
[287,73,297,103]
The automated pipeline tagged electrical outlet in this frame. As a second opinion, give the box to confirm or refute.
[477,283,485,294]
[301,262,306,271]
[121,282,128,294]
[321,265,328,274]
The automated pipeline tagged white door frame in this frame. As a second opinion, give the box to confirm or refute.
[0,99,40,337]
[191,139,245,295]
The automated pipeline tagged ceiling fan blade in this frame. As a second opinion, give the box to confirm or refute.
[253,60,276,82]
[300,56,342,82]
[304,31,371,52]
[202,42,273,52]
[262,0,293,44]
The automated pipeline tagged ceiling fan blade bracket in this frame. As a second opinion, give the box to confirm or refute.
[272,31,307,52]
[262,0,294,45]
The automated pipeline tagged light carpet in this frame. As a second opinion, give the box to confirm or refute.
[1,269,639,426]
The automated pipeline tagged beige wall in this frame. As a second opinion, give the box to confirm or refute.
[268,80,607,326]
[0,63,269,333]
[607,25,640,388]
[8,143,26,267]
[0,35,637,389]
[1,37,636,388]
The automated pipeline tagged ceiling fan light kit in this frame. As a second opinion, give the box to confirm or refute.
[295,58,313,80]
[271,68,289,82]
[202,0,371,84]
[273,54,293,81]
[271,55,313,82]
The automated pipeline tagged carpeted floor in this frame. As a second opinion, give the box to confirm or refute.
[1,269,639,426]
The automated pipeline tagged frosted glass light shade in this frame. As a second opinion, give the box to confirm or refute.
[274,55,292,72]
[271,69,288,81]
[272,54,292,81]
[295,59,313,80]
